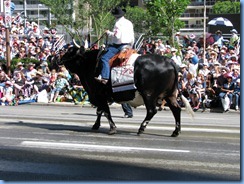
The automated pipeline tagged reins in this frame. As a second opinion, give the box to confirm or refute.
[90,33,107,49]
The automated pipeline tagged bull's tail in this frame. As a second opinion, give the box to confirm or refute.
[170,62,194,118]
[180,94,195,118]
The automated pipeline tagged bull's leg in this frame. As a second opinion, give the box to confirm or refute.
[165,96,181,137]
[92,106,117,135]
[92,107,103,130]
[104,111,117,135]
[103,103,117,135]
[137,95,157,135]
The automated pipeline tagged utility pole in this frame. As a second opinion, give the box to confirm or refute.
[3,0,12,76]
[23,0,26,27]
[5,28,10,76]
[203,0,206,64]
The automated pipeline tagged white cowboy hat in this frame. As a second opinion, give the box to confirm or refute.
[171,48,177,52]
[16,62,23,66]
[180,64,187,68]
[230,29,237,34]
[213,61,221,66]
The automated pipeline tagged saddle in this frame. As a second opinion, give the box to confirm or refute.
[109,48,137,68]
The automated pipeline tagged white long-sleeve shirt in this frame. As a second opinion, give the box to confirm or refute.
[107,16,134,46]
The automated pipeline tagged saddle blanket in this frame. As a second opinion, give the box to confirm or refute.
[112,83,136,93]
[111,66,136,92]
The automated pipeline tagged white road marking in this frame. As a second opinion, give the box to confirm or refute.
[141,126,240,133]
[0,121,239,133]
[21,141,190,153]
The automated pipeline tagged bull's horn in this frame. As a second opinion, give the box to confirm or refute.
[72,38,81,48]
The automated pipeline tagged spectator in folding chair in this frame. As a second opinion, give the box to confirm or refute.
[48,72,69,103]
[12,71,27,97]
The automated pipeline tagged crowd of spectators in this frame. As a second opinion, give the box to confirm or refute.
[138,29,240,112]
[0,18,88,106]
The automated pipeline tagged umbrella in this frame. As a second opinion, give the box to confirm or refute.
[208,17,233,27]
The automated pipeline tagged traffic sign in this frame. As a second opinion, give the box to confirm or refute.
[4,0,11,13]
[4,0,11,27]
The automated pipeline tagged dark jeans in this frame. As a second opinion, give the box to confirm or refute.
[122,103,133,116]
[100,44,127,79]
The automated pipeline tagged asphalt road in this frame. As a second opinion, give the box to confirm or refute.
[0,103,240,182]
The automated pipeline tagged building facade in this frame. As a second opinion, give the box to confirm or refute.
[11,0,52,27]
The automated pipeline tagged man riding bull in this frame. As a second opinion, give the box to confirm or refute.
[95,6,135,84]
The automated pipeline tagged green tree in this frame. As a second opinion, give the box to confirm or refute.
[212,1,240,14]
[40,0,127,46]
[145,0,190,46]
[125,6,150,34]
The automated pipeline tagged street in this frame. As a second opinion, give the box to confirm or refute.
[0,103,240,182]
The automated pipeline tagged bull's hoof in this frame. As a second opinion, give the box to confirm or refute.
[171,131,180,137]
[137,128,144,135]
[108,128,117,135]
[92,123,100,130]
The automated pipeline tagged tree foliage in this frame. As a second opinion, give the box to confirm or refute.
[212,1,240,14]
[125,6,150,34]
[145,0,190,45]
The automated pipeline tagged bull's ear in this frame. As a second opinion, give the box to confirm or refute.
[76,46,86,56]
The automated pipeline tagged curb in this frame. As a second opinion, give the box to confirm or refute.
[28,102,240,114]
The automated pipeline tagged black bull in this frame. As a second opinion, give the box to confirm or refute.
[59,46,194,137]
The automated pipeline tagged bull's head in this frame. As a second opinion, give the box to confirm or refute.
[72,38,86,55]
[57,42,87,75]
[57,38,86,65]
